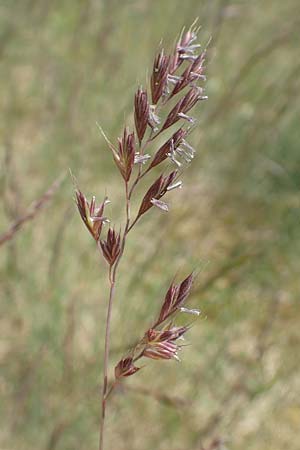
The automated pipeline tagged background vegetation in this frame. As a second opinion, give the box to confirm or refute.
[1,1,299,449]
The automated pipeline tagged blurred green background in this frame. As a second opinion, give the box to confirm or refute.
[1,1,300,449]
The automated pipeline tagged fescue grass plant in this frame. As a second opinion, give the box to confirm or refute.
[74,22,208,449]
[1,2,300,450]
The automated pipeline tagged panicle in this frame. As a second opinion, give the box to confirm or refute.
[84,21,209,390]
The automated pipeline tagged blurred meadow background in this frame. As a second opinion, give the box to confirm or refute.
[1,0,300,449]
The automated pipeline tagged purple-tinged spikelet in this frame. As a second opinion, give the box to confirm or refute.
[116,127,136,181]
[137,171,178,218]
[150,128,188,169]
[100,228,121,266]
[75,190,109,241]
[134,87,149,144]
[162,86,205,130]
[115,357,140,378]
[142,325,187,361]
[151,49,170,105]
[156,273,194,325]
